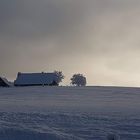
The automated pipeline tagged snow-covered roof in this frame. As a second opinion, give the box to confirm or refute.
[0,77,12,87]
[14,73,58,86]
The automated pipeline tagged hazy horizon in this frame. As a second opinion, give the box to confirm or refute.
[1,0,140,86]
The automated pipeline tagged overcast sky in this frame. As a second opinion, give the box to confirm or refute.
[1,0,140,86]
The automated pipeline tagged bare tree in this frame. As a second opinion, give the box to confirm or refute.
[54,71,65,84]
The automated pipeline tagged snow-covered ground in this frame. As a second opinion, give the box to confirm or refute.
[0,86,140,140]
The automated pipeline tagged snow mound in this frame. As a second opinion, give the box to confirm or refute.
[106,133,120,140]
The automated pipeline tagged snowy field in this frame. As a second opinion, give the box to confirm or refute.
[0,86,140,140]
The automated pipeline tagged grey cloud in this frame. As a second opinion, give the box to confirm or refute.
[0,1,87,40]
[1,0,140,86]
